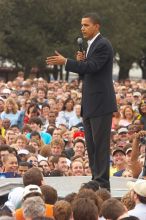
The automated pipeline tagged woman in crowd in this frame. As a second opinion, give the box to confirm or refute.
[1,98,22,128]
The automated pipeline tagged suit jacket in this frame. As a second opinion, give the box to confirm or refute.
[65,34,117,118]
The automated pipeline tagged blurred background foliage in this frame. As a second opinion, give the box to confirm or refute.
[0,0,146,80]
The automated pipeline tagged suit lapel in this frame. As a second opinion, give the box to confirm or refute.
[87,34,102,58]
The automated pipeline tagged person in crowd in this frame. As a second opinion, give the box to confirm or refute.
[130,130,146,178]
[84,160,92,176]
[68,104,82,129]
[72,197,98,220]
[119,105,135,127]
[71,159,84,176]
[73,138,86,158]
[111,147,127,177]
[36,88,48,109]
[127,179,146,219]
[53,200,72,220]
[15,184,53,220]
[0,98,22,128]
[101,198,129,220]
[23,103,40,124]
[50,138,65,156]
[53,155,69,176]
[1,153,20,177]
[40,185,58,205]
[56,98,75,128]
[18,161,30,177]
[137,100,146,130]
[5,129,16,146]
[26,117,52,144]
[38,160,50,176]
[40,103,50,131]
[2,118,11,131]
[0,98,5,117]
[14,134,28,150]
[0,187,24,216]
[22,196,46,220]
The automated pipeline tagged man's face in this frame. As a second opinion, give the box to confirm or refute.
[30,122,39,131]
[4,155,18,172]
[81,17,99,40]
[74,142,85,157]
[57,157,68,173]
[18,165,29,176]
[71,161,84,176]
[113,151,126,166]
[2,119,11,129]
[51,144,62,156]
[0,150,9,162]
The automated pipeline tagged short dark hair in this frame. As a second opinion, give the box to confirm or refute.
[72,198,98,220]
[82,12,101,25]
[29,117,43,127]
[40,185,58,205]
[80,180,100,192]
[23,167,43,186]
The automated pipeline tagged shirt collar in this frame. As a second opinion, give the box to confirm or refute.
[87,32,100,47]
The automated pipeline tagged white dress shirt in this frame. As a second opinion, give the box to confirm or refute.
[86,32,100,56]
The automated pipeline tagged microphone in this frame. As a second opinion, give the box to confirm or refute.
[77,37,84,52]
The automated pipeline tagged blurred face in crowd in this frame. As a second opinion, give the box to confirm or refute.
[51,144,62,156]
[42,106,50,116]
[18,165,29,177]
[2,119,11,130]
[74,141,85,157]
[124,107,133,120]
[74,104,81,117]
[125,150,132,165]
[3,155,18,172]
[6,130,16,145]
[52,129,62,139]
[0,100,4,112]
[57,157,68,174]
[112,151,126,167]
[84,161,92,176]
[0,150,10,162]
[27,156,38,167]
[71,160,84,176]
[38,90,46,100]
[16,139,26,149]
[39,160,50,174]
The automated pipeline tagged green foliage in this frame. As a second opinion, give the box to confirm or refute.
[0,0,145,79]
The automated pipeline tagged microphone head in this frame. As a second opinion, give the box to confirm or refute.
[77,37,83,45]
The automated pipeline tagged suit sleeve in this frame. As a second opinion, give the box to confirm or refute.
[65,42,110,75]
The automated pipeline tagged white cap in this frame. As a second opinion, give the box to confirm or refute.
[127,179,146,197]
[118,127,128,134]
[23,185,42,199]
[17,149,29,155]
[133,92,141,97]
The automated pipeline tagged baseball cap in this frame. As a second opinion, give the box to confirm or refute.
[17,149,29,155]
[73,131,85,139]
[112,147,126,156]
[118,127,128,134]
[127,179,146,197]
[125,147,132,154]
[133,92,141,97]
[23,185,42,199]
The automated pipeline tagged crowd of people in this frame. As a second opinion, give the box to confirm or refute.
[0,71,145,219]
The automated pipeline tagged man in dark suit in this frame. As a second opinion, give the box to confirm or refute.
[46,12,117,190]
